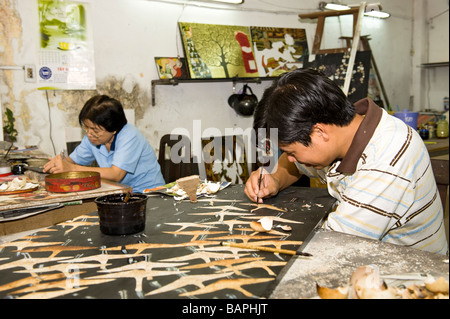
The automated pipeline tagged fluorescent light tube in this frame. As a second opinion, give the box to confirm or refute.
[324,3,351,10]
[364,10,390,18]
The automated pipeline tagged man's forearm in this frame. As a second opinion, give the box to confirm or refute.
[271,152,301,191]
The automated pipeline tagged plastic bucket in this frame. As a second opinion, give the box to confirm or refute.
[393,111,419,129]
[95,193,147,235]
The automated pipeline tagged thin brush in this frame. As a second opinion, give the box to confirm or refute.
[256,167,263,203]
[221,241,312,257]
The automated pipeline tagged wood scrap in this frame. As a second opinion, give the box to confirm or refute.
[176,175,200,203]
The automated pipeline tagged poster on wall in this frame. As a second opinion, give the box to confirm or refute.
[303,51,372,103]
[250,26,309,77]
[37,0,95,90]
[179,22,259,79]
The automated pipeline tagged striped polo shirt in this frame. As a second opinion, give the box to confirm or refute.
[295,98,448,255]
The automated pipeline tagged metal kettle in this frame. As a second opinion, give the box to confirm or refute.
[228,84,258,117]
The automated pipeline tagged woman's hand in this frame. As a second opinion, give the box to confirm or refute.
[43,154,126,182]
[244,167,280,203]
[43,154,73,174]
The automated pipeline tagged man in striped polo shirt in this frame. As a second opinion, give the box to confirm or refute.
[245,69,448,255]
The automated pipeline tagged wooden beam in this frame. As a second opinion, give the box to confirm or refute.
[343,2,366,95]
[312,16,325,53]
[340,35,391,107]
[298,8,360,19]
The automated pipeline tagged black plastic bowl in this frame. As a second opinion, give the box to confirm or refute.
[95,193,147,235]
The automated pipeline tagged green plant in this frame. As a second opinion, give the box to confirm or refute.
[3,107,18,142]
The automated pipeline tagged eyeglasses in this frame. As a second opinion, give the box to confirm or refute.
[82,124,106,138]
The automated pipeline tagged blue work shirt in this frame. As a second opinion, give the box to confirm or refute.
[70,124,164,193]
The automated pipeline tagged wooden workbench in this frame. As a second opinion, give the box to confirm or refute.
[0,177,130,236]
[0,185,335,299]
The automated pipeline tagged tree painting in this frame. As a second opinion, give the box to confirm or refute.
[179,22,259,79]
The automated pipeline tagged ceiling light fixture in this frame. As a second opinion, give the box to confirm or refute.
[319,2,351,11]
[319,2,390,18]
[326,3,351,10]
[364,3,390,18]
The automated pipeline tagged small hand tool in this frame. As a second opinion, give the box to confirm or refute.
[221,241,312,257]
[60,149,67,159]
[256,166,264,203]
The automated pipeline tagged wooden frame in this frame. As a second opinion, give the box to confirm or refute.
[299,3,366,95]
[299,8,361,55]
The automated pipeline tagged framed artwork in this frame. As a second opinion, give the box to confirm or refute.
[179,22,259,79]
[303,51,372,103]
[154,57,189,79]
[250,26,309,77]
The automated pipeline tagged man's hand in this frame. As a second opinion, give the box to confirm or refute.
[244,167,281,203]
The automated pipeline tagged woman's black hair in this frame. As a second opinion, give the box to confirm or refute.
[253,68,355,146]
[79,95,127,133]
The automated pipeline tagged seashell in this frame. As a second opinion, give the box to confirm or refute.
[358,287,397,299]
[174,188,186,196]
[316,284,349,299]
[350,265,385,299]
[407,284,435,299]
[424,277,449,294]
[0,177,34,192]
[250,221,267,232]
[206,182,221,193]
[278,224,292,232]
[250,217,273,232]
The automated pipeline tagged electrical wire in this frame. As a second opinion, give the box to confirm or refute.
[45,90,57,156]
[144,0,309,15]
[429,8,449,21]
[256,0,316,11]
[176,1,188,57]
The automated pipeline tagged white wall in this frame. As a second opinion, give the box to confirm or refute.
[423,0,449,110]
[1,0,448,156]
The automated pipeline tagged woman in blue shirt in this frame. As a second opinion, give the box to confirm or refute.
[44,95,165,193]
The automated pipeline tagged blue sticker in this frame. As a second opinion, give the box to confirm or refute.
[39,67,52,80]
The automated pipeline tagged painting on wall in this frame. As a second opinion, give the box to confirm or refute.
[154,57,189,80]
[303,51,372,103]
[179,22,259,79]
[250,26,309,77]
